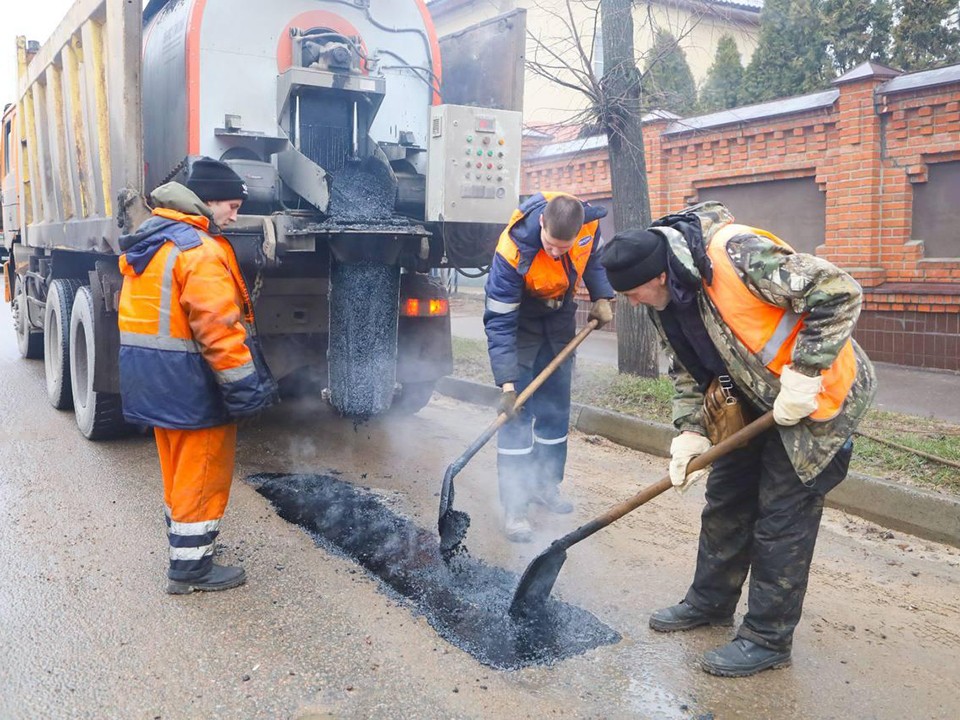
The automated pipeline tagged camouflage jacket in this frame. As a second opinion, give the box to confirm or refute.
[650,202,877,481]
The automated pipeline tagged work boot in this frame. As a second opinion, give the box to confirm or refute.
[532,483,574,514]
[649,601,734,632]
[503,511,533,543]
[166,563,247,595]
[700,637,792,677]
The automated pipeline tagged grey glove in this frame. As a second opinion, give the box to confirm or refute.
[588,298,614,329]
[498,389,518,417]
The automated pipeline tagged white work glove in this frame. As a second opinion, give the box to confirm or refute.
[774,365,822,426]
[669,432,712,494]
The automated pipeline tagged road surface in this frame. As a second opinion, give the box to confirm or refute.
[1,299,958,719]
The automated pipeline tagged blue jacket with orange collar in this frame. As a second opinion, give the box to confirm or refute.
[118,184,277,429]
[484,192,614,386]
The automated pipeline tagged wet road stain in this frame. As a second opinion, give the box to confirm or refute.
[250,472,621,670]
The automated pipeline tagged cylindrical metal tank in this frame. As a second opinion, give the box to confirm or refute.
[141,0,441,192]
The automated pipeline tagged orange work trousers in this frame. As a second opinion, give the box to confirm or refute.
[155,424,238,579]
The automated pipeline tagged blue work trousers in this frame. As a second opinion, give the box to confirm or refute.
[496,341,573,512]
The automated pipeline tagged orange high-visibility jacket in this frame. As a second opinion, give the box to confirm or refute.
[704,223,857,421]
[493,191,602,303]
[483,192,614,385]
[118,208,276,428]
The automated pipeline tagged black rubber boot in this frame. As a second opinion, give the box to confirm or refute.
[649,601,734,632]
[701,637,792,677]
[167,563,247,595]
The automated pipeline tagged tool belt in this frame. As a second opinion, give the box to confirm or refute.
[703,375,756,448]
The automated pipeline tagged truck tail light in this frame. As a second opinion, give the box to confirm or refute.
[401,297,449,317]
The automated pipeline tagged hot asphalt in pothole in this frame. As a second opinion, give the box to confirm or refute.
[249,472,620,670]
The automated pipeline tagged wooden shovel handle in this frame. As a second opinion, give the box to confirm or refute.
[512,318,599,412]
[558,411,776,550]
[446,319,599,476]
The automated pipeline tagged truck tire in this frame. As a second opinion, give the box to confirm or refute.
[390,381,437,415]
[14,277,43,360]
[43,279,83,409]
[69,286,128,440]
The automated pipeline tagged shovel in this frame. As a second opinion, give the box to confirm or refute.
[438,318,600,555]
[509,411,776,618]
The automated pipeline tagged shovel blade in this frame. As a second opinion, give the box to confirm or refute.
[438,463,456,521]
[438,508,471,558]
[509,544,568,619]
[438,463,471,558]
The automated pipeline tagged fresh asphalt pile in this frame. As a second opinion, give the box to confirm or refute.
[327,158,397,222]
[324,158,406,417]
[327,260,400,417]
[250,472,621,670]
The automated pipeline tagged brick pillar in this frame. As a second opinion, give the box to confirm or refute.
[819,62,900,286]
[641,112,676,219]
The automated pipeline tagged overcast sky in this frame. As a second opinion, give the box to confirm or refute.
[1,1,155,107]
[1,0,78,106]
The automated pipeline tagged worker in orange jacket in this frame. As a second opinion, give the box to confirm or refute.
[118,158,277,594]
[484,192,615,541]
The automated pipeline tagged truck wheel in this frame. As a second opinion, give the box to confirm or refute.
[391,381,437,415]
[69,286,128,440]
[43,279,83,409]
[14,277,43,360]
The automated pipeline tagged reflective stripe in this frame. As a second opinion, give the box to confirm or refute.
[120,331,201,353]
[158,247,182,338]
[759,310,803,365]
[169,544,215,561]
[497,446,534,455]
[215,361,255,385]
[486,297,520,314]
[169,518,221,536]
[534,434,567,445]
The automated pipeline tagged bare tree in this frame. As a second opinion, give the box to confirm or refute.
[524,0,711,375]
[599,0,659,376]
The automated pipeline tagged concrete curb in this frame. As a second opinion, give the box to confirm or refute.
[435,376,960,549]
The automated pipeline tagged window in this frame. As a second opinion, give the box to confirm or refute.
[593,26,604,78]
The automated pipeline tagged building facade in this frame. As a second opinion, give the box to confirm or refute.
[429,0,761,126]
[523,62,960,371]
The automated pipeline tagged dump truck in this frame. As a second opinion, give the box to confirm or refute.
[0,0,526,438]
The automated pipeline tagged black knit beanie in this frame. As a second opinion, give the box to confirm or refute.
[600,228,668,291]
[186,157,249,202]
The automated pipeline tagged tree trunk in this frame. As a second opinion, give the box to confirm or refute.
[600,0,660,377]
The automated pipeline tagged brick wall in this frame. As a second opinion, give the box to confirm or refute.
[522,62,960,372]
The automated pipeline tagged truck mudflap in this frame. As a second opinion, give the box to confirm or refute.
[327,259,401,417]
[89,261,124,395]
[3,260,13,303]
[324,221,431,418]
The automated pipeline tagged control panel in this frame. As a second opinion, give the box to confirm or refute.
[426,104,523,224]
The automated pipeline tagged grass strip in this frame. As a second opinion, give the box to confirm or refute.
[451,336,960,495]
